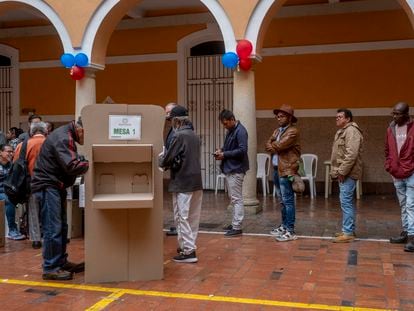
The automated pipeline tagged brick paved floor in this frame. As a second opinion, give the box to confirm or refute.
[0,192,413,310]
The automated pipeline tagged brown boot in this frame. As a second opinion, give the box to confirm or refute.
[333,234,355,243]
[404,235,414,252]
[390,231,408,244]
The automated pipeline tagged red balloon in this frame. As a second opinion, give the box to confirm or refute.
[70,65,85,80]
[239,58,252,71]
[236,40,253,58]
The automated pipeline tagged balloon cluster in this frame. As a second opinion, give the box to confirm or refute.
[60,53,89,80]
[222,40,253,71]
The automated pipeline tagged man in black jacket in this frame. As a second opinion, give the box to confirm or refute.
[159,106,203,263]
[32,118,89,280]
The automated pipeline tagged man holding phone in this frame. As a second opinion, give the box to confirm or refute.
[214,109,249,237]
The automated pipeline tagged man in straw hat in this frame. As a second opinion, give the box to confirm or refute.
[265,104,301,242]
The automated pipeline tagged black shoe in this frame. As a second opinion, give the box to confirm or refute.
[32,241,42,249]
[390,231,408,244]
[224,229,242,237]
[177,247,183,254]
[166,227,178,236]
[62,261,85,273]
[222,224,233,231]
[404,236,414,252]
[42,269,73,280]
[173,251,198,263]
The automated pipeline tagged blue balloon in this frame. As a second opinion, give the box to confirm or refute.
[222,52,239,69]
[60,53,75,68]
[75,53,89,67]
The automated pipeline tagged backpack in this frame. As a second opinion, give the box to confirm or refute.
[4,139,31,205]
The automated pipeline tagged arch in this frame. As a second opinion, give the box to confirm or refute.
[177,24,224,105]
[245,0,414,57]
[83,0,237,67]
[0,44,19,127]
[0,0,73,53]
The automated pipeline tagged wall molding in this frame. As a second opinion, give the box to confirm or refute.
[19,39,414,69]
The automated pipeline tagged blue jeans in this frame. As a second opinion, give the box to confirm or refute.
[0,192,18,232]
[35,188,68,273]
[273,167,282,200]
[339,177,356,234]
[279,177,295,233]
[393,173,414,235]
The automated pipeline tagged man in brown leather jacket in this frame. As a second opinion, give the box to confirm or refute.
[265,104,301,242]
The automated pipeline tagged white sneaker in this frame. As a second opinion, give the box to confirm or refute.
[275,231,298,242]
[7,230,26,241]
[270,225,286,237]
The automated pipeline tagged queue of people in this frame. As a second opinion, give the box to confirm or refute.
[0,101,412,282]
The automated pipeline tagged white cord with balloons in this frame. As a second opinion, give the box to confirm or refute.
[221,40,253,71]
[60,53,89,80]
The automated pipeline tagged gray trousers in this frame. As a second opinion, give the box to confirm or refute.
[28,194,41,241]
[226,173,245,230]
[173,190,203,255]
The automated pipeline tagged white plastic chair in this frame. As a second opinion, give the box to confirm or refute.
[215,173,226,195]
[257,153,271,196]
[300,154,318,199]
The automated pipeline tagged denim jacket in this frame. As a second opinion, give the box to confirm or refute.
[220,121,249,174]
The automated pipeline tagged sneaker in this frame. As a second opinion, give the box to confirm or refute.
[7,230,26,241]
[335,232,356,237]
[166,227,178,236]
[275,231,298,242]
[333,234,355,243]
[42,269,73,280]
[173,251,198,263]
[222,224,233,231]
[62,261,85,273]
[390,231,408,244]
[224,229,242,237]
[270,225,286,237]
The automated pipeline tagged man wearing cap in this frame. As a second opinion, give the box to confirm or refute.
[159,106,203,263]
[214,109,249,237]
[330,108,363,243]
[265,104,301,242]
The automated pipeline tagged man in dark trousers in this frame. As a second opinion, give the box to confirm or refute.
[32,118,89,280]
[386,102,414,252]
[164,102,178,236]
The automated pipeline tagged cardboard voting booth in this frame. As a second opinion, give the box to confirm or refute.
[82,104,164,283]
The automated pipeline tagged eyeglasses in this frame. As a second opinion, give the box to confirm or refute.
[391,111,404,116]
[335,115,345,120]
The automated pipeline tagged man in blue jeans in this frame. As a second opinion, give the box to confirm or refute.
[385,102,414,252]
[0,144,25,240]
[265,104,301,242]
[31,118,89,280]
[330,109,363,243]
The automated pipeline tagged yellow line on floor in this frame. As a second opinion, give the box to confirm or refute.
[85,290,125,311]
[1,278,390,311]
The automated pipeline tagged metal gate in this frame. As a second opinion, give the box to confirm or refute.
[0,66,12,133]
[186,55,233,190]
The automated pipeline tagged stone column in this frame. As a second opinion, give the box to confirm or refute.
[233,69,261,213]
[75,68,97,120]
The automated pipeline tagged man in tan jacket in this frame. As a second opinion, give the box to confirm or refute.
[265,104,301,242]
[330,108,363,243]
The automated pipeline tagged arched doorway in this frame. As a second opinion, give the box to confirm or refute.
[0,45,19,132]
